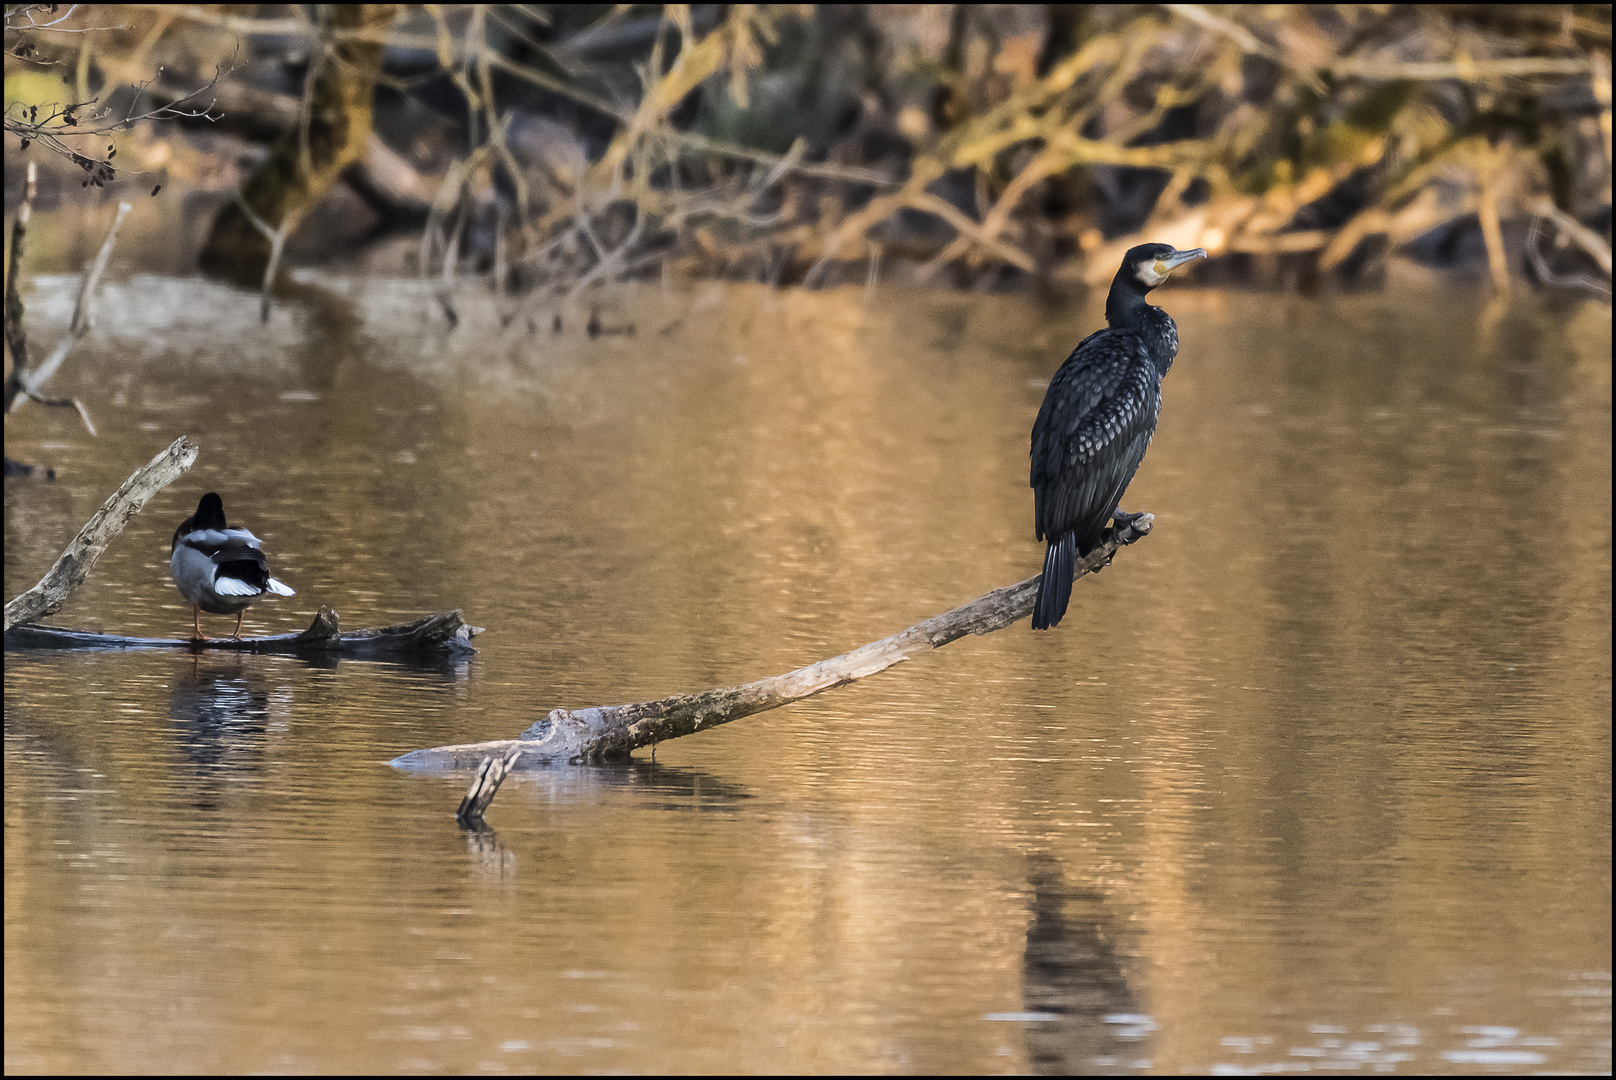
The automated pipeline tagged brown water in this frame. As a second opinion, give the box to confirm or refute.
[4,273,1610,1074]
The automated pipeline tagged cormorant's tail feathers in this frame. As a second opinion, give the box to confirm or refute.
[1032,531,1076,630]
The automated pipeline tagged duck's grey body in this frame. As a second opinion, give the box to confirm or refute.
[170,492,293,639]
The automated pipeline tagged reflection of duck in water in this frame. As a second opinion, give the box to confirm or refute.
[168,658,277,775]
[170,492,295,640]
[1030,243,1206,629]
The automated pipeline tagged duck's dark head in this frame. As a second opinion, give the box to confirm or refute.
[193,492,228,530]
[173,492,228,551]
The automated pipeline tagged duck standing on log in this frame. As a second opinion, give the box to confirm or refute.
[170,492,295,640]
[1030,243,1206,630]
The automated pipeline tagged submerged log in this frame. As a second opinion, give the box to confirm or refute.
[4,434,479,656]
[392,515,1153,772]
[5,607,482,656]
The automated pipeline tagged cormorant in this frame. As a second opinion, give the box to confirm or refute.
[1030,243,1206,630]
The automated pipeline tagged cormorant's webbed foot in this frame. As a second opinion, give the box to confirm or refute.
[1105,514,1157,549]
[1108,510,1150,545]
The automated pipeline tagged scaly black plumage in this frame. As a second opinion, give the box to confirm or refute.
[1030,243,1205,630]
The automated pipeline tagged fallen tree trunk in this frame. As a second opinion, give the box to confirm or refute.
[5,607,481,656]
[391,514,1153,772]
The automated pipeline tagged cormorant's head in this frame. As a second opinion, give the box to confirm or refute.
[1120,243,1207,292]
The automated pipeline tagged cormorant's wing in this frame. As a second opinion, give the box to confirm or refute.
[1030,330,1160,549]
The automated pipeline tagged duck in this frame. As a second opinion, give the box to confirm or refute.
[170,492,295,640]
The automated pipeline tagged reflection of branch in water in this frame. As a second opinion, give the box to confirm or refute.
[600,760,757,810]
[1021,854,1154,1074]
[443,758,755,807]
[439,758,755,833]
[451,762,752,864]
[453,759,753,864]
[461,821,520,881]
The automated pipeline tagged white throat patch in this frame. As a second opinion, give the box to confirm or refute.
[1136,259,1168,287]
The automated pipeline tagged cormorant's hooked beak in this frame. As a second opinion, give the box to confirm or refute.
[1153,247,1208,279]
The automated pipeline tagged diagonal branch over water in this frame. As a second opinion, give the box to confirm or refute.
[390,515,1153,772]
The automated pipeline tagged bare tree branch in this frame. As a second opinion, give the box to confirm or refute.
[4,172,121,431]
[1526,216,1613,296]
[392,515,1155,772]
[1529,197,1614,276]
[3,161,38,383]
[2,64,228,174]
[3,436,199,632]
[71,199,129,334]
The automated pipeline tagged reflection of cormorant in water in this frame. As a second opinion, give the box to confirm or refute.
[1021,855,1155,1073]
[1030,244,1206,629]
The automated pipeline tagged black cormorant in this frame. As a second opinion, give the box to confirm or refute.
[1030,243,1206,630]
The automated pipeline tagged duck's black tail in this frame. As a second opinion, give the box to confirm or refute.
[1032,531,1076,630]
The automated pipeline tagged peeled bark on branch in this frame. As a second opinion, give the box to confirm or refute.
[391,515,1153,772]
[457,748,524,827]
[3,436,198,632]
